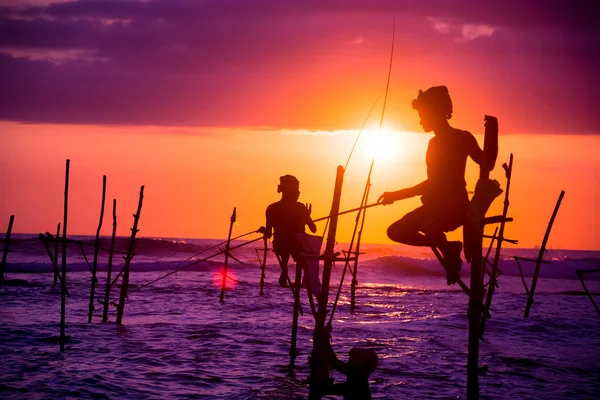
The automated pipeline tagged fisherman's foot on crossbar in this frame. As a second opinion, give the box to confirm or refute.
[431,245,470,296]
[437,241,463,284]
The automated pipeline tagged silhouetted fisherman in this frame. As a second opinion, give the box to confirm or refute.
[378,86,491,283]
[258,175,317,288]
[326,338,379,399]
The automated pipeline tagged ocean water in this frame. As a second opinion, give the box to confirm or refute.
[1,235,599,399]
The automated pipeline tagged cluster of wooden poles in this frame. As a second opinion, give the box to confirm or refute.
[1,156,598,400]
[1,160,145,351]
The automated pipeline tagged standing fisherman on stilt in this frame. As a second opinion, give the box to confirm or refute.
[378,86,496,284]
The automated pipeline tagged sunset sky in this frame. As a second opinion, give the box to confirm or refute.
[1,0,599,250]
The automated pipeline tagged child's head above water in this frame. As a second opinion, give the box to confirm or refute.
[348,348,379,377]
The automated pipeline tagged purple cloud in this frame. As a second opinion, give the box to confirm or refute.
[0,0,598,133]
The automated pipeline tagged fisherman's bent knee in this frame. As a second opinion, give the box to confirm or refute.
[387,219,411,244]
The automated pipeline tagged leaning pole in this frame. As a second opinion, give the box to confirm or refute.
[309,165,345,399]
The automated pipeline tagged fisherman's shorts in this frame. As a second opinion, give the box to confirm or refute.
[389,201,468,237]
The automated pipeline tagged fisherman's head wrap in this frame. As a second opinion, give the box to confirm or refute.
[412,86,453,120]
[277,174,300,193]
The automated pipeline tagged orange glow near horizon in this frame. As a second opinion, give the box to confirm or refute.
[1,121,599,250]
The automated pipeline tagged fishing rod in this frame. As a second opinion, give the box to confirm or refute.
[317,91,384,249]
[344,91,383,171]
[127,236,263,296]
[312,201,384,223]
[329,18,396,324]
[104,228,261,292]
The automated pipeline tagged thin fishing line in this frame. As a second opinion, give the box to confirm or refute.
[344,91,383,171]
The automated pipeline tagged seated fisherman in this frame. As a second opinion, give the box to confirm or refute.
[258,175,317,288]
[377,86,487,283]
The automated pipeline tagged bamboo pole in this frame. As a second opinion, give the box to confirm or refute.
[524,190,565,318]
[576,269,600,315]
[514,257,530,295]
[480,155,514,337]
[219,207,236,303]
[312,202,382,223]
[350,182,371,313]
[466,116,499,398]
[53,223,60,286]
[88,175,106,322]
[102,199,117,322]
[481,226,499,288]
[60,159,70,352]
[0,215,15,285]
[467,214,484,399]
[290,259,303,369]
[309,165,344,399]
[38,233,70,295]
[259,237,268,295]
[330,161,371,322]
[116,186,144,325]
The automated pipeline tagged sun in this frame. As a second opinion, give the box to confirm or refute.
[363,128,399,162]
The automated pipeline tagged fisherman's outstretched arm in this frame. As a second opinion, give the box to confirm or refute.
[377,180,429,205]
[258,211,273,238]
[307,219,317,233]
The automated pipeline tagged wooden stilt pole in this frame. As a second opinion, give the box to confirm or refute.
[467,226,484,399]
[465,116,499,398]
[116,186,144,325]
[481,227,498,287]
[259,237,268,295]
[524,190,565,318]
[53,223,60,287]
[88,175,106,323]
[39,233,69,295]
[330,162,370,321]
[576,269,600,316]
[350,181,370,313]
[219,207,236,303]
[60,159,70,352]
[290,261,303,369]
[309,165,344,399]
[514,257,530,295]
[480,155,513,337]
[1,215,15,285]
[102,199,117,322]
